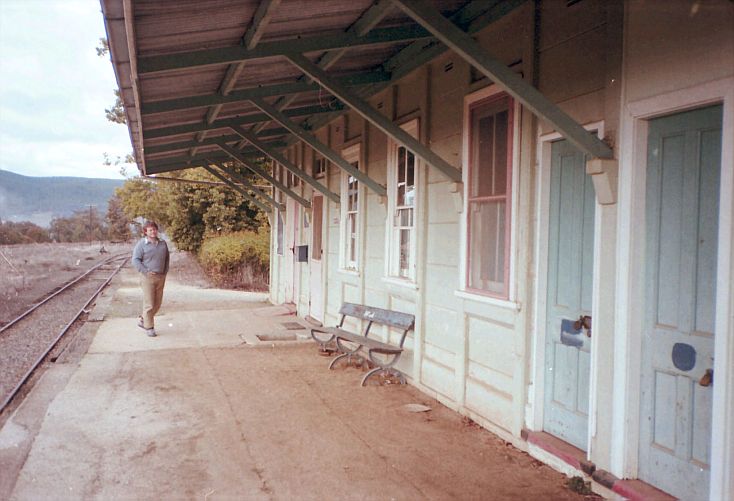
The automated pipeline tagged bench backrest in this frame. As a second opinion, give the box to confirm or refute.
[338,302,414,330]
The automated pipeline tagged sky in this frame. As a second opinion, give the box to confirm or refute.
[0,0,133,180]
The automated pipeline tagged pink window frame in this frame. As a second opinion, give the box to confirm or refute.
[465,93,514,299]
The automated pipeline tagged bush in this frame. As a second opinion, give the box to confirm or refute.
[198,230,270,290]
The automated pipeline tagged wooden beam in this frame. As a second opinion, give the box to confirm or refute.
[251,0,395,135]
[202,165,274,213]
[391,0,613,159]
[215,142,311,208]
[243,0,281,50]
[229,127,340,204]
[146,137,285,155]
[140,71,385,115]
[143,104,327,139]
[191,0,282,157]
[250,97,387,197]
[288,53,462,183]
[210,161,285,211]
[138,25,433,74]
[294,0,524,144]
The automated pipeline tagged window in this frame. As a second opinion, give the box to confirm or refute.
[465,92,514,297]
[340,144,360,270]
[313,155,327,179]
[387,120,418,281]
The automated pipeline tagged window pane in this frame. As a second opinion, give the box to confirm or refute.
[471,98,510,198]
[494,110,508,193]
[468,200,505,293]
[399,229,411,277]
[406,151,414,188]
[474,115,495,197]
[348,213,357,263]
[348,176,358,211]
[398,147,406,181]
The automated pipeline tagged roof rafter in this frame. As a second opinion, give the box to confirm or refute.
[294,0,523,146]
[287,53,462,183]
[215,143,311,208]
[391,0,613,159]
[202,164,274,213]
[250,97,387,197]
[138,25,434,74]
[209,161,285,212]
[250,0,395,136]
[143,103,329,139]
[229,128,340,204]
[192,0,283,157]
[140,70,387,115]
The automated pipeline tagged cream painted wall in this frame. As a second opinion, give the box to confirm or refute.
[624,0,734,103]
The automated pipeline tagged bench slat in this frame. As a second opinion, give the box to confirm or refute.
[338,302,414,330]
[336,331,402,354]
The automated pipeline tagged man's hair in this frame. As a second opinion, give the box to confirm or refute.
[142,221,158,231]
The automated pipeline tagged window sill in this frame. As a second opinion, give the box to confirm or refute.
[381,276,419,290]
[454,290,520,311]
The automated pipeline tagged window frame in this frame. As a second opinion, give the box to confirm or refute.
[313,154,328,179]
[462,87,518,300]
[339,143,361,271]
[385,119,420,282]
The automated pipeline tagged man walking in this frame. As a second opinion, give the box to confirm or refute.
[132,221,170,337]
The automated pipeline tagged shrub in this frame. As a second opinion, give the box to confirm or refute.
[198,230,270,290]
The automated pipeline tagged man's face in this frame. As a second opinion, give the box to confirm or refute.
[145,226,158,239]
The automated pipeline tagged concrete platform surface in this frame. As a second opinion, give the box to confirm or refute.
[0,267,587,500]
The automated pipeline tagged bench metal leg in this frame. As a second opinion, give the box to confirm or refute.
[360,367,406,386]
[311,329,335,351]
[329,338,365,369]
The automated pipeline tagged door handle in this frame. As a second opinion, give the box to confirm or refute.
[573,315,592,338]
[699,369,713,387]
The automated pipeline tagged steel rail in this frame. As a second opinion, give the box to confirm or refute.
[0,257,128,414]
[0,253,127,335]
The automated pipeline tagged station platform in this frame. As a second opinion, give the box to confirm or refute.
[0,264,589,500]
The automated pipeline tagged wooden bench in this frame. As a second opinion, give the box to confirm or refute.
[310,303,415,386]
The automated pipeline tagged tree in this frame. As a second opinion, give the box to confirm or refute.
[105,88,126,124]
[114,177,168,225]
[0,221,50,244]
[96,37,109,57]
[106,195,132,241]
[114,164,268,252]
[49,208,105,243]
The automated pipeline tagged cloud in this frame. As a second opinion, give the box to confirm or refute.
[0,0,132,179]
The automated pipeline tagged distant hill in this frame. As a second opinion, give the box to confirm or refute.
[0,170,124,227]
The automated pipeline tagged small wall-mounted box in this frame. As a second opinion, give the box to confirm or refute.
[296,245,309,262]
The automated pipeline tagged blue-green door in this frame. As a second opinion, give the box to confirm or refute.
[544,139,595,450]
[640,105,722,499]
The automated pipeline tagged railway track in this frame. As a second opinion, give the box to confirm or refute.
[0,254,128,414]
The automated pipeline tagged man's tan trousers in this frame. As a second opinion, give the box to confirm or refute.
[141,272,166,329]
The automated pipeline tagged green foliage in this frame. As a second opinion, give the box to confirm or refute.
[105,88,126,124]
[198,230,270,288]
[114,177,168,225]
[114,165,270,253]
[106,195,132,241]
[96,37,109,57]
[49,207,105,243]
[0,221,51,244]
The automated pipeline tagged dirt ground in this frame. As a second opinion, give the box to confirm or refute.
[0,242,210,325]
